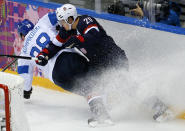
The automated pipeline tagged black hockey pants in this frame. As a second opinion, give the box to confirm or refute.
[52,52,88,92]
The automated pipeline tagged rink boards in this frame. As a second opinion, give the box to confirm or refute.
[0,69,68,93]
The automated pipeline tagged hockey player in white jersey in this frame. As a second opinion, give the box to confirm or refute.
[17,12,86,99]
[17,11,59,99]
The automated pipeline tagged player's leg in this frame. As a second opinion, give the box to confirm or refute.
[52,52,88,91]
[73,76,114,127]
[52,52,113,126]
[75,69,114,127]
[87,94,114,127]
[17,59,33,99]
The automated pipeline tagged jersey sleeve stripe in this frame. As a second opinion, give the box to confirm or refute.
[52,36,63,47]
[18,65,29,74]
[56,34,66,43]
[48,12,58,26]
[76,35,85,43]
[83,24,99,34]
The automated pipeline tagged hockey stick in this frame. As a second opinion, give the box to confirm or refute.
[0,54,37,60]
[73,47,90,62]
[1,58,18,72]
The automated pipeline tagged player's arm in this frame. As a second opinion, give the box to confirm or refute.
[35,42,62,66]
[35,27,75,66]
[79,16,102,45]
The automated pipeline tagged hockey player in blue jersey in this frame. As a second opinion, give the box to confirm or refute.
[36,4,128,127]
[36,4,175,126]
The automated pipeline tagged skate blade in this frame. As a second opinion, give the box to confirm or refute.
[88,119,114,128]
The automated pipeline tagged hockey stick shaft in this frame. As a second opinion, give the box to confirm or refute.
[0,54,37,60]
[1,58,18,72]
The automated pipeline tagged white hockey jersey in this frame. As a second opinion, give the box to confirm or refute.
[18,12,58,91]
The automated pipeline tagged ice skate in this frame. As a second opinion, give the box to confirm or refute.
[88,97,114,127]
[153,108,175,122]
[149,97,175,122]
[24,87,32,99]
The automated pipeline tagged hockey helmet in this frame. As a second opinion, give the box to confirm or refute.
[17,19,34,37]
[56,4,77,30]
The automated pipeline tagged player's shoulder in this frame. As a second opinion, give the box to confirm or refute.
[78,15,97,27]
[47,12,58,25]
[37,12,58,26]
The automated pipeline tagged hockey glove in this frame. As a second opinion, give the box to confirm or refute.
[35,48,49,66]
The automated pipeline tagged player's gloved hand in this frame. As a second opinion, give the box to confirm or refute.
[63,35,84,49]
[35,48,49,66]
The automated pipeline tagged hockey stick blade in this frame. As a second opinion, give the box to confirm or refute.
[0,54,37,60]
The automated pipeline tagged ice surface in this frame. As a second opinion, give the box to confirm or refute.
[26,87,185,131]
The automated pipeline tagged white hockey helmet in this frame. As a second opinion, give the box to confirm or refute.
[56,4,78,30]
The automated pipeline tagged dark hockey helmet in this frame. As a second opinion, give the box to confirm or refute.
[17,19,34,37]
